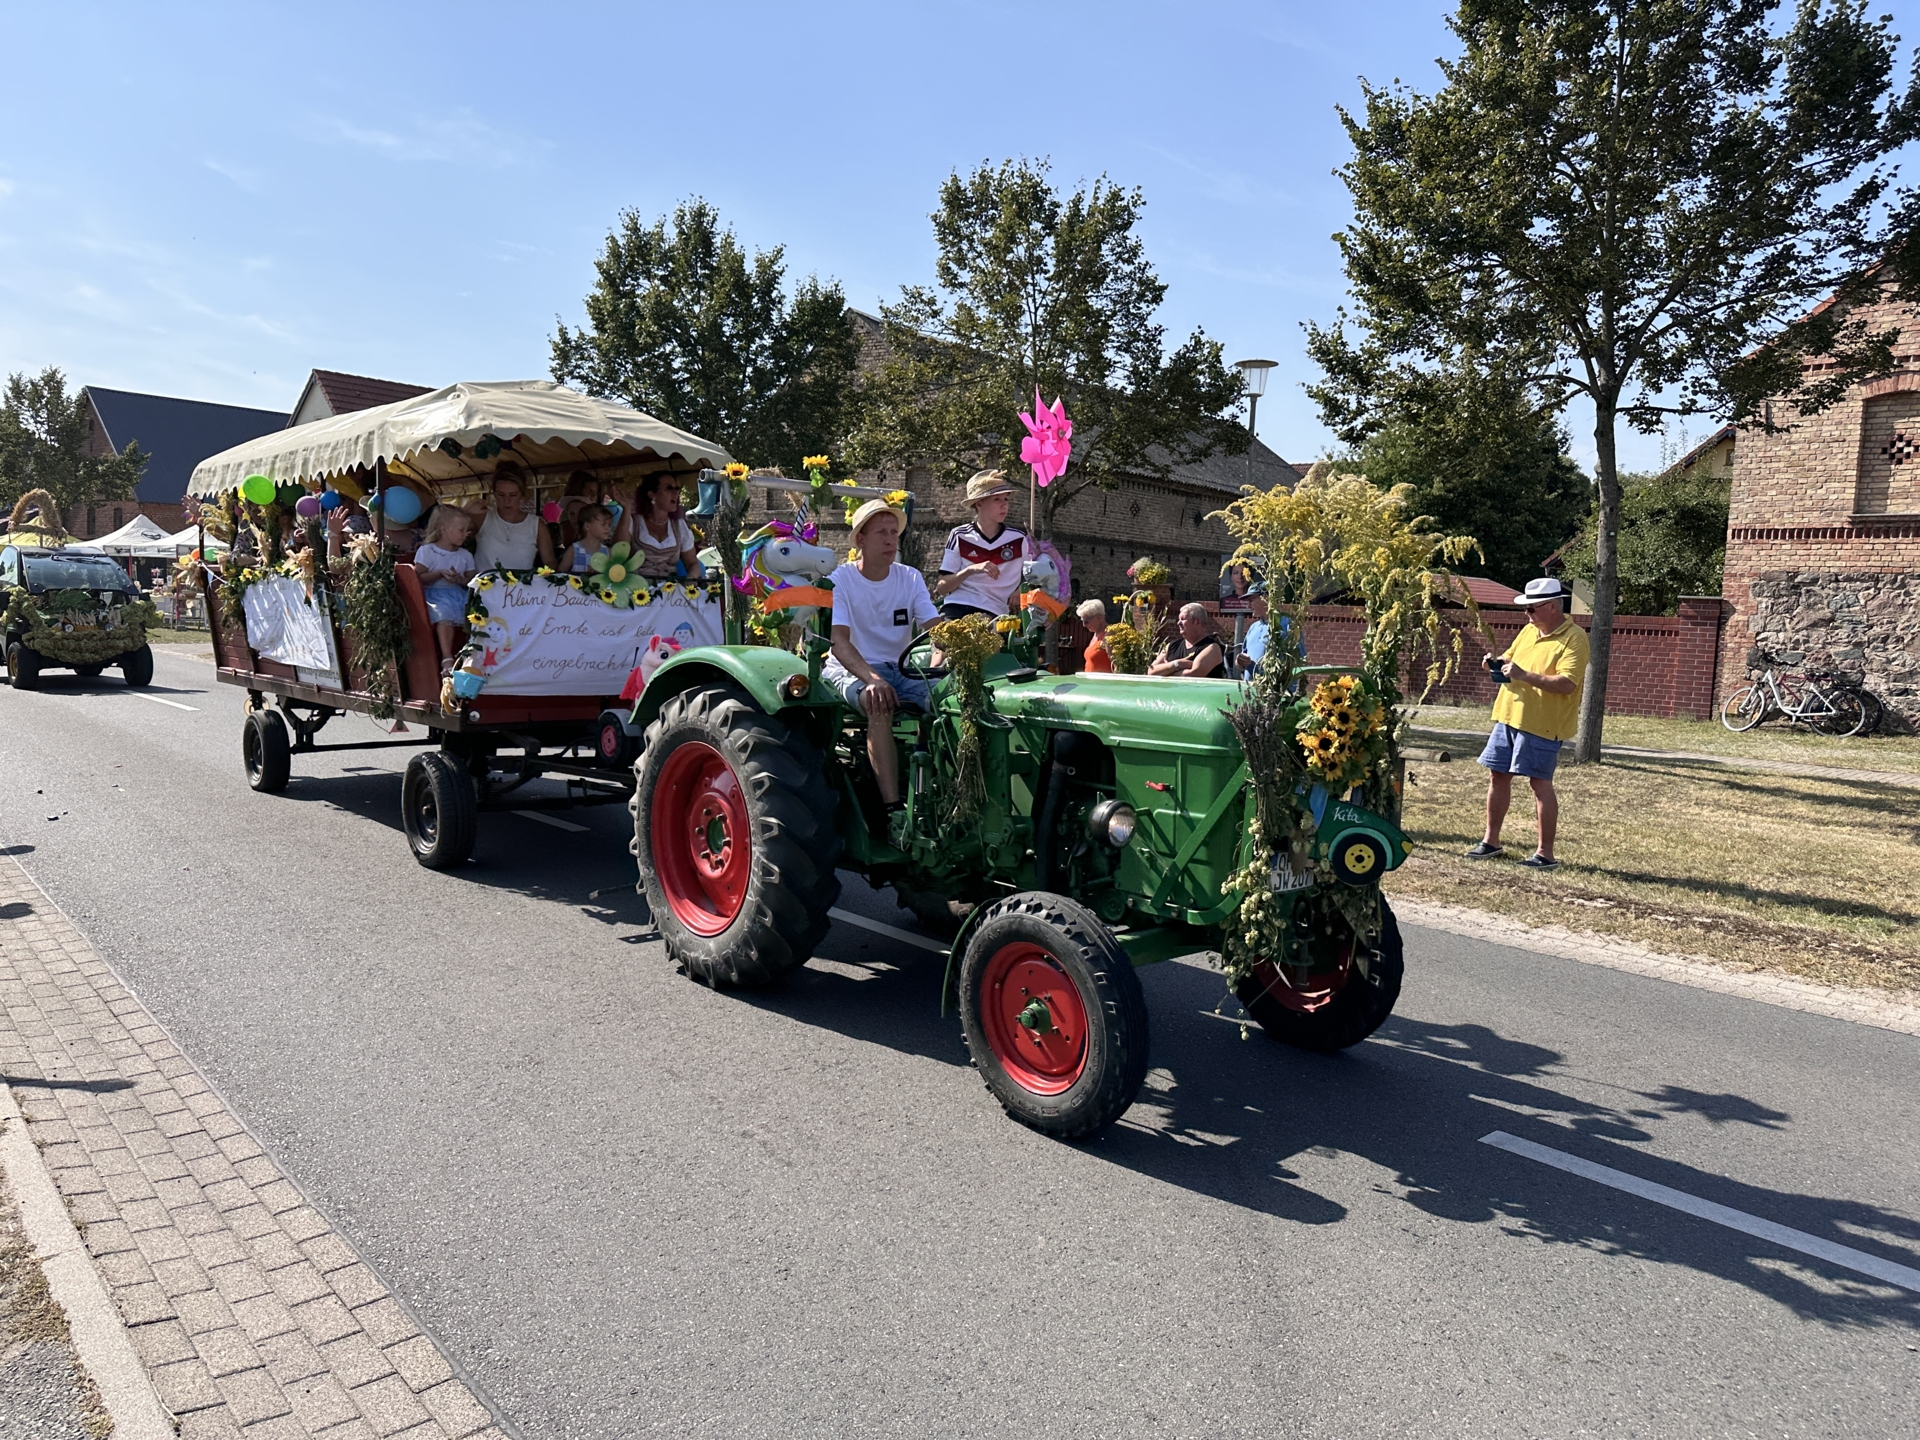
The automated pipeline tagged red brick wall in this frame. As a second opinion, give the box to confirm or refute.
[1291,601,1729,719]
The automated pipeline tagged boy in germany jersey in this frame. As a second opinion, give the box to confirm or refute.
[933,469,1034,619]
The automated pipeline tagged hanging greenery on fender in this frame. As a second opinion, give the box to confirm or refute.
[3,585,160,666]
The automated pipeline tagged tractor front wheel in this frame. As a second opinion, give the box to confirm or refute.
[957,893,1150,1140]
[1235,900,1404,1054]
[633,682,840,987]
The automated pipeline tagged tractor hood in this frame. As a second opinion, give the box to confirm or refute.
[987,670,1243,755]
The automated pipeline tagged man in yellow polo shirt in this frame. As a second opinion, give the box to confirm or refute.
[1464,578,1590,871]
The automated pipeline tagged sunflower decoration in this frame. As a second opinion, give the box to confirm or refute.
[587,542,649,607]
[884,488,909,506]
[724,462,750,481]
[474,573,498,592]
[1295,674,1388,787]
[993,613,1022,635]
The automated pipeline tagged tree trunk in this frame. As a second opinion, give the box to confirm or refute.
[1572,396,1622,764]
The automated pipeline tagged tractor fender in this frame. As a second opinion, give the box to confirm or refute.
[628,645,808,729]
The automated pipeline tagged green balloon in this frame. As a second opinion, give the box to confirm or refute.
[240,474,275,505]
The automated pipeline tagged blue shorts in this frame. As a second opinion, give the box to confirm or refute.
[1479,721,1562,779]
[824,659,930,714]
[424,583,469,625]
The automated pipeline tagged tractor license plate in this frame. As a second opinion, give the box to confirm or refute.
[1270,851,1315,893]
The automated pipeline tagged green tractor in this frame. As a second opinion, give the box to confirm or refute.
[625,485,1410,1140]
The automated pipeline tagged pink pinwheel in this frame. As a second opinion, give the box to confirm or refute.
[1019,390,1073,488]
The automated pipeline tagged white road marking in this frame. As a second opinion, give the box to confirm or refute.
[1481,1130,1920,1293]
[134,694,197,711]
[513,810,589,832]
[827,908,947,954]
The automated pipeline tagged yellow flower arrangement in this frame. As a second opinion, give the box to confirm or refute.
[803,455,831,472]
[567,576,584,590]
[475,574,496,591]
[884,489,909,505]
[724,462,750,481]
[993,613,1022,634]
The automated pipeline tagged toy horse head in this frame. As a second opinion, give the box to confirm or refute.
[1021,552,1064,600]
[741,524,838,590]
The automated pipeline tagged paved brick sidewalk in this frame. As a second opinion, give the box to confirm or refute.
[0,857,511,1440]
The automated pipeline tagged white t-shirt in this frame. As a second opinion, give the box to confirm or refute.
[474,509,541,570]
[413,544,475,587]
[633,515,697,576]
[939,522,1032,613]
[829,561,940,667]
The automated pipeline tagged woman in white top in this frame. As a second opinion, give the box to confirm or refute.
[630,472,702,580]
[464,462,555,571]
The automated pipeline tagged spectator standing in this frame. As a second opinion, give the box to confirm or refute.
[1465,578,1590,871]
[1077,598,1112,672]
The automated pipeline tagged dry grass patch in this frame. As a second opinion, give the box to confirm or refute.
[1405,703,1920,775]
[1385,752,1920,992]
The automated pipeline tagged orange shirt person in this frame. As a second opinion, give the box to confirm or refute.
[1077,598,1113,672]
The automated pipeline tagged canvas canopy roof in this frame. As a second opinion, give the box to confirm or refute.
[187,380,733,499]
[88,515,174,554]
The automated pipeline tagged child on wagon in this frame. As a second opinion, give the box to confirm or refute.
[562,504,615,574]
[413,506,477,674]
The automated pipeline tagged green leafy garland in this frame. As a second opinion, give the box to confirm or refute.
[3,586,161,666]
[340,546,410,719]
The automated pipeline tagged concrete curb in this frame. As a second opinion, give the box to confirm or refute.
[1392,896,1920,1036]
[0,1085,176,1440]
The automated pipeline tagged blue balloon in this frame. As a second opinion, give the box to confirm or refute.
[381,488,423,525]
[365,492,384,512]
[319,489,343,511]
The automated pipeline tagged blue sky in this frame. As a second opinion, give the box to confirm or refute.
[1,2,1913,474]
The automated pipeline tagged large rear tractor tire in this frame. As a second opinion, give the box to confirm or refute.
[7,642,42,690]
[632,682,840,988]
[957,893,1150,1140]
[1235,900,1404,1054]
[402,751,477,870]
[242,710,292,793]
[120,645,154,688]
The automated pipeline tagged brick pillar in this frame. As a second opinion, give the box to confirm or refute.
[1674,596,1727,719]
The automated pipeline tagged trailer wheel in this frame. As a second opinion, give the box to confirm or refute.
[403,751,477,870]
[120,645,154,688]
[958,893,1150,1140]
[242,710,292,793]
[633,682,839,987]
[6,642,41,690]
[595,708,639,768]
[1235,900,1404,1053]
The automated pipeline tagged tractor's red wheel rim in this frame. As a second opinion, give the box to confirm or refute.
[651,740,751,936]
[1249,937,1356,1015]
[979,943,1089,1095]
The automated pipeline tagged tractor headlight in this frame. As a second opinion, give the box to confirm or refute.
[781,674,811,701]
[1087,799,1137,848]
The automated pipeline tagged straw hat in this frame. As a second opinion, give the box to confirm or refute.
[848,497,907,540]
[965,469,1014,505]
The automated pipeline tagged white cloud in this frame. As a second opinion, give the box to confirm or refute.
[1148,146,1298,211]
[308,109,546,169]
[203,158,263,193]
[0,178,13,199]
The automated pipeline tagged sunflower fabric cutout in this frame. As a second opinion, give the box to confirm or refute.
[588,542,649,608]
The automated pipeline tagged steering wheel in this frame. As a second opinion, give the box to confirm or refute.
[898,639,949,681]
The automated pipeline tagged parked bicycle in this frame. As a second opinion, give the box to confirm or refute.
[1720,669,1876,736]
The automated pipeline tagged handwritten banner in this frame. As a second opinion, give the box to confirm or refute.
[243,574,335,672]
[470,577,723,696]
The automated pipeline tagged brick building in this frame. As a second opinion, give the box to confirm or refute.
[70,387,289,539]
[1719,286,1920,727]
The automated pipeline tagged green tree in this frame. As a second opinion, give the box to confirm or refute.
[551,199,861,476]
[1306,0,1920,761]
[0,367,147,519]
[1353,372,1590,585]
[1560,467,1730,615]
[845,158,1243,544]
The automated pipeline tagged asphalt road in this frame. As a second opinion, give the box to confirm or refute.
[3,646,1917,1439]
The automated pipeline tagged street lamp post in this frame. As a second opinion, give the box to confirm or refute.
[1233,358,1277,487]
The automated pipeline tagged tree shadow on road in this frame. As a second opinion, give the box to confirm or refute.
[1101,958,1920,1332]
[731,912,1919,1332]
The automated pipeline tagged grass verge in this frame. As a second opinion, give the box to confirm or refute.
[1405,703,1920,775]
[1384,751,1920,993]
[146,627,213,648]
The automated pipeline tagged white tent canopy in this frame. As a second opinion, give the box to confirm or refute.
[187,379,733,498]
[87,514,173,554]
[130,525,228,559]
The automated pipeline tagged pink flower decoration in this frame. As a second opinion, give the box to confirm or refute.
[1019,390,1073,489]
[541,501,562,523]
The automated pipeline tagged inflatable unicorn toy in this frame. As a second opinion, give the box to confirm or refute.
[1019,551,1069,636]
[738,521,839,627]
